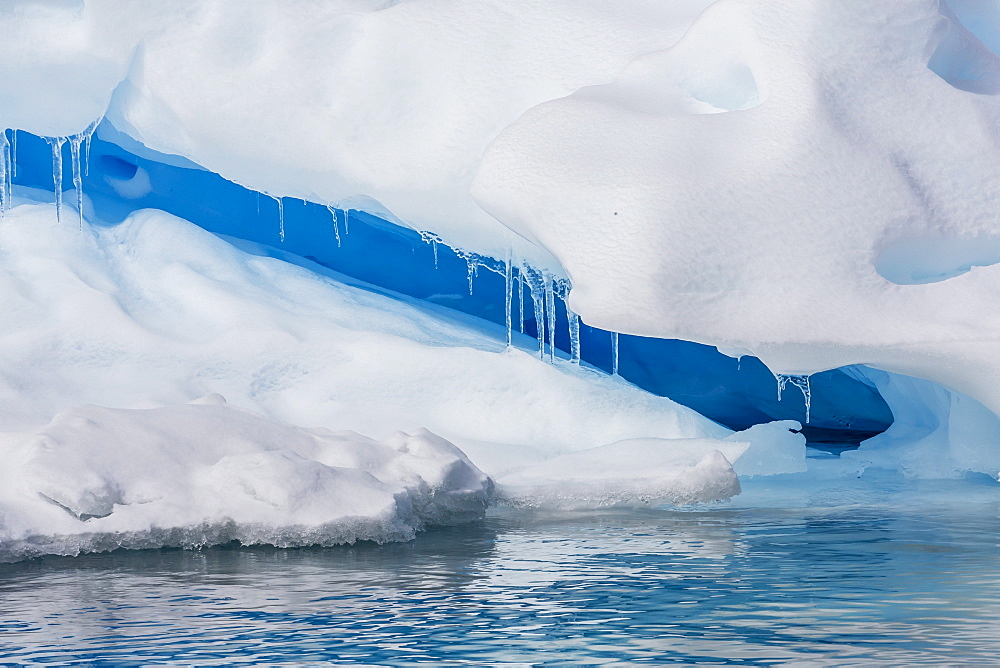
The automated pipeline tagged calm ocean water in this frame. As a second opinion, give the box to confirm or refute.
[1,469,998,664]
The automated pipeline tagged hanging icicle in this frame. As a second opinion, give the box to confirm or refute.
[517,267,525,334]
[327,205,341,247]
[567,309,581,364]
[343,208,350,234]
[0,130,10,218]
[543,274,556,362]
[775,373,812,424]
[775,373,788,401]
[611,331,620,375]
[464,256,478,295]
[83,129,91,177]
[46,137,66,224]
[79,119,98,180]
[418,232,441,269]
[553,279,579,364]
[9,129,16,178]
[504,248,513,348]
[524,268,546,359]
[275,196,285,242]
[69,135,84,230]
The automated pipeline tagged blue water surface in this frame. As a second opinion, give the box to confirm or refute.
[0,470,998,665]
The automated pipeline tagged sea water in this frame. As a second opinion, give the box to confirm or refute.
[0,469,998,664]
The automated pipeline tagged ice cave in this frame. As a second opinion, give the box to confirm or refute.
[0,0,998,663]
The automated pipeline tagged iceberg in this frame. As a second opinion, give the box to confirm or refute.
[0,0,997,558]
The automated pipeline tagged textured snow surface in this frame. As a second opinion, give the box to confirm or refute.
[0,196,731,451]
[1,0,996,419]
[0,199,805,556]
[495,420,805,508]
[0,397,492,562]
[472,0,1000,414]
[0,0,714,269]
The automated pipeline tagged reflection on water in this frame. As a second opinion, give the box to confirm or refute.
[1,472,999,664]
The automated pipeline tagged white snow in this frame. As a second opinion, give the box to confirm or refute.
[495,420,804,508]
[472,0,1000,420]
[0,0,715,269]
[0,197,802,556]
[0,397,492,561]
[0,0,991,429]
[0,0,997,552]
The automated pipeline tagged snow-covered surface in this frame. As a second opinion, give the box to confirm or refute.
[1,0,994,424]
[0,0,998,554]
[472,0,1000,415]
[495,419,805,508]
[0,198,807,557]
[0,397,492,561]
[0,194,729,451]
[0,0,715,269]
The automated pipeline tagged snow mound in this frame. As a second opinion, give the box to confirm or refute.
[497,448,741,509]
[0,398,492,562]
[495,420,805,508]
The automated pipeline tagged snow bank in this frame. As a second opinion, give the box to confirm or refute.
[0,397,492,562]
[472,0,1000,417]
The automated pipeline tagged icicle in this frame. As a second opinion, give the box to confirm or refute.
[344,208,350,234]
[777,374,812,424]
[524,269,546,359]
[418,232,440,269]
[465,257,478,295]
[737,356,742,371]
[0,131,10,218]
[567,308,581,364]
[47,137,66,224]
[83,130,91,177]
[775,373,788,401]
[504,248,513,348]
[79,119,98,180]
[517,268,525,333]
[544,274,556,362]
[9,129,16,178]
[327,205,341,247]
[69,135,84,230]
[275,196,285,242]
[611,331,620,375]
